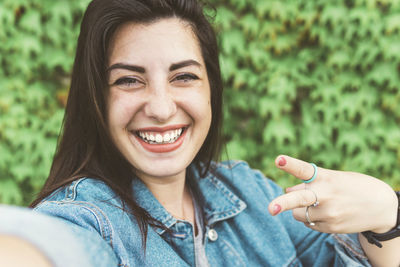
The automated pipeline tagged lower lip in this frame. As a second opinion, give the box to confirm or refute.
[135,130,187,153]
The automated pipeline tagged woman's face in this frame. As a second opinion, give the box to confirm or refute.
[107,18,212,182]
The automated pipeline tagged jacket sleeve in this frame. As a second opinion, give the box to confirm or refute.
[0,205,119,267]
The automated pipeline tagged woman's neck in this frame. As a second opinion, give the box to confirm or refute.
[138,171,195,225]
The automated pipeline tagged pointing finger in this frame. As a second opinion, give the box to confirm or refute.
[269,190,319,215]
[275,155,319,182]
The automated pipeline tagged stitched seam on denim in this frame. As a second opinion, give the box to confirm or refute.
[209,177,240,205]
[220,239,246,267]
[46,187,64,201]
[65,178,87,201]
[333,234,368,260]
[68,201,114,248]
[203,178,246,225]
[44,200,114,249]
[204,161,245,182]
[287,256,300,267]
[214,160,245,170]
[33,187,64,207]
[336,255,345,267]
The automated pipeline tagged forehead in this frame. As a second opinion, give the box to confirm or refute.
[108,18,204,67]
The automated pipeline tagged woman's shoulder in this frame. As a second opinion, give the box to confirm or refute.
[39,178,117,203]
[33,178,144,266]
[34,178,128,244]
[204,160,284,202]
[34,177,126,220]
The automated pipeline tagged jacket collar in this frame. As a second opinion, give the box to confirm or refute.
[191,163,247,226]
[131,163,247,235]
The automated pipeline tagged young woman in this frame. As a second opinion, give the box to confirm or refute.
[0,0,399,266]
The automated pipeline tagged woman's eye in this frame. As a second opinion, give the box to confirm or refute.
[113,77,143,88]
[173,73,199,83]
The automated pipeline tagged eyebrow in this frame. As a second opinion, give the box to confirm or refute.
[107,63,145,73]
[169,59,201,71]
[107,59,201,74]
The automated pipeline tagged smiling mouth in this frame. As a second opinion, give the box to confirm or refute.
[135,127,186,145]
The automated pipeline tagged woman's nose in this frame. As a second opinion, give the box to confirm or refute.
[144,87,177,122]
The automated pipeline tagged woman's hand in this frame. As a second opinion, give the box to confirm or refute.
[268,155,398,234]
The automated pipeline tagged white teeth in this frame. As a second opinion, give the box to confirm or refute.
[137,128,184,144]
[163,133,171,142]
[155,134,163,143]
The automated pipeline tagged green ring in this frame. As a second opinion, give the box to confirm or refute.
[304,163,318,184]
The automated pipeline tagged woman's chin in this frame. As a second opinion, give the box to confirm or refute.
[135,163,188,181]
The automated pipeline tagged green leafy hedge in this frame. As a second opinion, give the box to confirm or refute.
[210,0,400,189]
[0,0,91,204]
[1,0,399,205]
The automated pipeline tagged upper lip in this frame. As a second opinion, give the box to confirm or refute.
[134,124,188,132]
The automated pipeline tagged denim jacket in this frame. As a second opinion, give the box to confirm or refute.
[35,161,371,266]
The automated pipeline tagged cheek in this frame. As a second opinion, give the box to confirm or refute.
[206,101,212,124]
[107,91,137,127]
[204,92,212,121]
[202,93,212,126]
[185,91,211,122]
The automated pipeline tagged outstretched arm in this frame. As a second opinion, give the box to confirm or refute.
[0,235,52,267]
[268,155,400,267]
[0,206,119,267]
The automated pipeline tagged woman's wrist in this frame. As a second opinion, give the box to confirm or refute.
[370,190,399,234]
[361,191,400,247]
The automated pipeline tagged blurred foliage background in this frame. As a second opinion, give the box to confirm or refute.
[0,0,400,205]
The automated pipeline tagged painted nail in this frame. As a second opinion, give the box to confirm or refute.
[273,204,281,215]
[278,157,286,167]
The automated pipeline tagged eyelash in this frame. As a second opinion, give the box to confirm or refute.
[112,73,199,87]
[114,77,141,86]
[173,73,199,82]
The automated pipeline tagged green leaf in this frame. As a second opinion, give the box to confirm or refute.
[0,179,22,204]
[263,118,295,145]
[19,9,41,34]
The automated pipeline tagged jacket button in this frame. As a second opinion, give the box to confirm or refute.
[207,229,218,241]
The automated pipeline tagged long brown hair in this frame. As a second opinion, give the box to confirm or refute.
[31,0,223,248]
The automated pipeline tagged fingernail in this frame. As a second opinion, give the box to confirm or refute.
[278,157,286,167]
[273,204,281,215]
